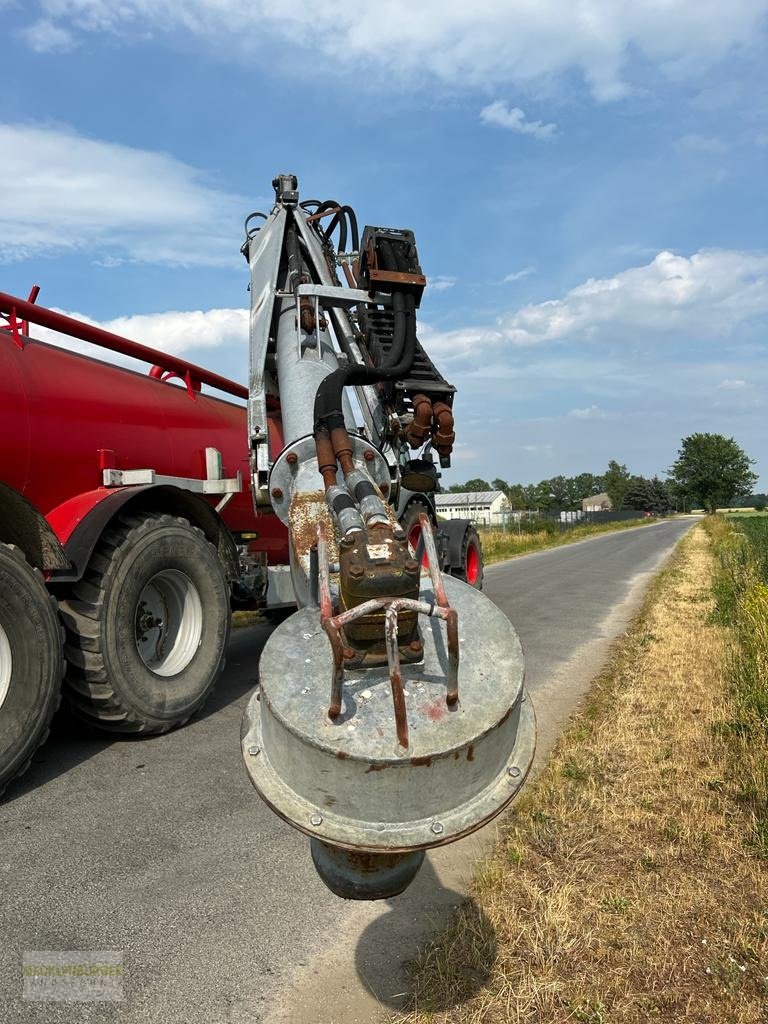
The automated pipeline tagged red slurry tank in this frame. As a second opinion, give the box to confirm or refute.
[0,289,287,795]
[0,333,255,534]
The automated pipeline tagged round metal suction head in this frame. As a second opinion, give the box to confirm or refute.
[310,841,425,900]
[241,575,535,899]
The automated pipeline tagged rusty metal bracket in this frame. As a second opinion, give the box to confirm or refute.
[314,515,460,748]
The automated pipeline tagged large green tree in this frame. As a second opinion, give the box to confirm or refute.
[603,460,632,509]
[623,475,653,512]
[448,478,491,493]
[573,472,604,502]
[623,475,671,513]
[668,433,757,513]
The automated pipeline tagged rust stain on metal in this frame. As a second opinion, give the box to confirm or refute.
[323,618,345,719]
[466,744,475,762]
[410,755,432,767]
[344,849,399,874]
[497,705,513,728]
[364,763,388,773]
[336,750,350,760]
[390,667,410,748]
[288,490,338,564]
[424,699,445,722]
[307,205,342,223]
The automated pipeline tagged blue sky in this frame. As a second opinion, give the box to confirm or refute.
[2,1,767,488]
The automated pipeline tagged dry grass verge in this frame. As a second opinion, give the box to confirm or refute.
[396,524,768,1023]
[481,518,654,565]
[232,609,266,628]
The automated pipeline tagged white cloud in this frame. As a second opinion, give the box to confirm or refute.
[677,133,728,154]
[519,443,554,454]
[568,404,607,419]
[717,378,748,389]
[451,442,480,462]
[21,1,768,101]
[425,249,768,361]
[430,276,457,292]
[418,322,503,363]
[498,250,768,346]
[32,306,248,382]
[424,249,767,373]
[18,18,75,52]
[0,122,247,267]
[480,101,557,139]
[504,267,535,283]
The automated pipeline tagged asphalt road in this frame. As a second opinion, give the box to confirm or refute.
[1,517,697,1023]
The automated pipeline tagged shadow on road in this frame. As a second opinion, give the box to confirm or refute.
[4,709,115,804]
[193,621,272,721]
[354,856,497,1013]
[2,622,273,804]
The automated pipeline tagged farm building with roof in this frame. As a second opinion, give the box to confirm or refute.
[434,490,509,526]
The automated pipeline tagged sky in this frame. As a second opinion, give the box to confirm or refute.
[2,1,767,488]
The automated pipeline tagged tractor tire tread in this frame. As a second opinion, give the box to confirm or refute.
[58,513,222,735]
[0,544,63,798]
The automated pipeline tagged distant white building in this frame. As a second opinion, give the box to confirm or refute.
[434,490,509,526]
[582,492,613,512]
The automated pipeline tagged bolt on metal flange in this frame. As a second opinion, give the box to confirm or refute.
[430,821,444,835]
[248,745,261,756]
[310,813,323,827]
[507,765,521,779]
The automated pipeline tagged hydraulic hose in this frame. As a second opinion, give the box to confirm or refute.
[312,200,359,257]
[302,205,419,490]
[313,290,415,437]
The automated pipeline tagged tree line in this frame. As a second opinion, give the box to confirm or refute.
[446,434,759,515]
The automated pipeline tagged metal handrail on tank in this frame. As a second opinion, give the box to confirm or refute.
[0,288,248,401]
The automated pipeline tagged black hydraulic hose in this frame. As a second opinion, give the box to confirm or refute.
[315,199,343,244]
[312,199,359,255]
[313,291,417,435]
[285,223,303,289]
[315,199,341,213]
[304,206,418,441]
[327,209,347,253]
[342,205,359,253]
[313,238,416,433]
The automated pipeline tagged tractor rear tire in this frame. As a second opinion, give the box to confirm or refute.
[401,499,434,563]
[455,524,484,590]
[58,513,230,734]
[0,544,63,796]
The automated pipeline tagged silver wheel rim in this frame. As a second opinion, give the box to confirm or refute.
[0,621,11,710]
[135,570,203,677]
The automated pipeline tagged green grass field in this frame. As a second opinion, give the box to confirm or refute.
[706,514,768,857]
[478,517,652,565]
